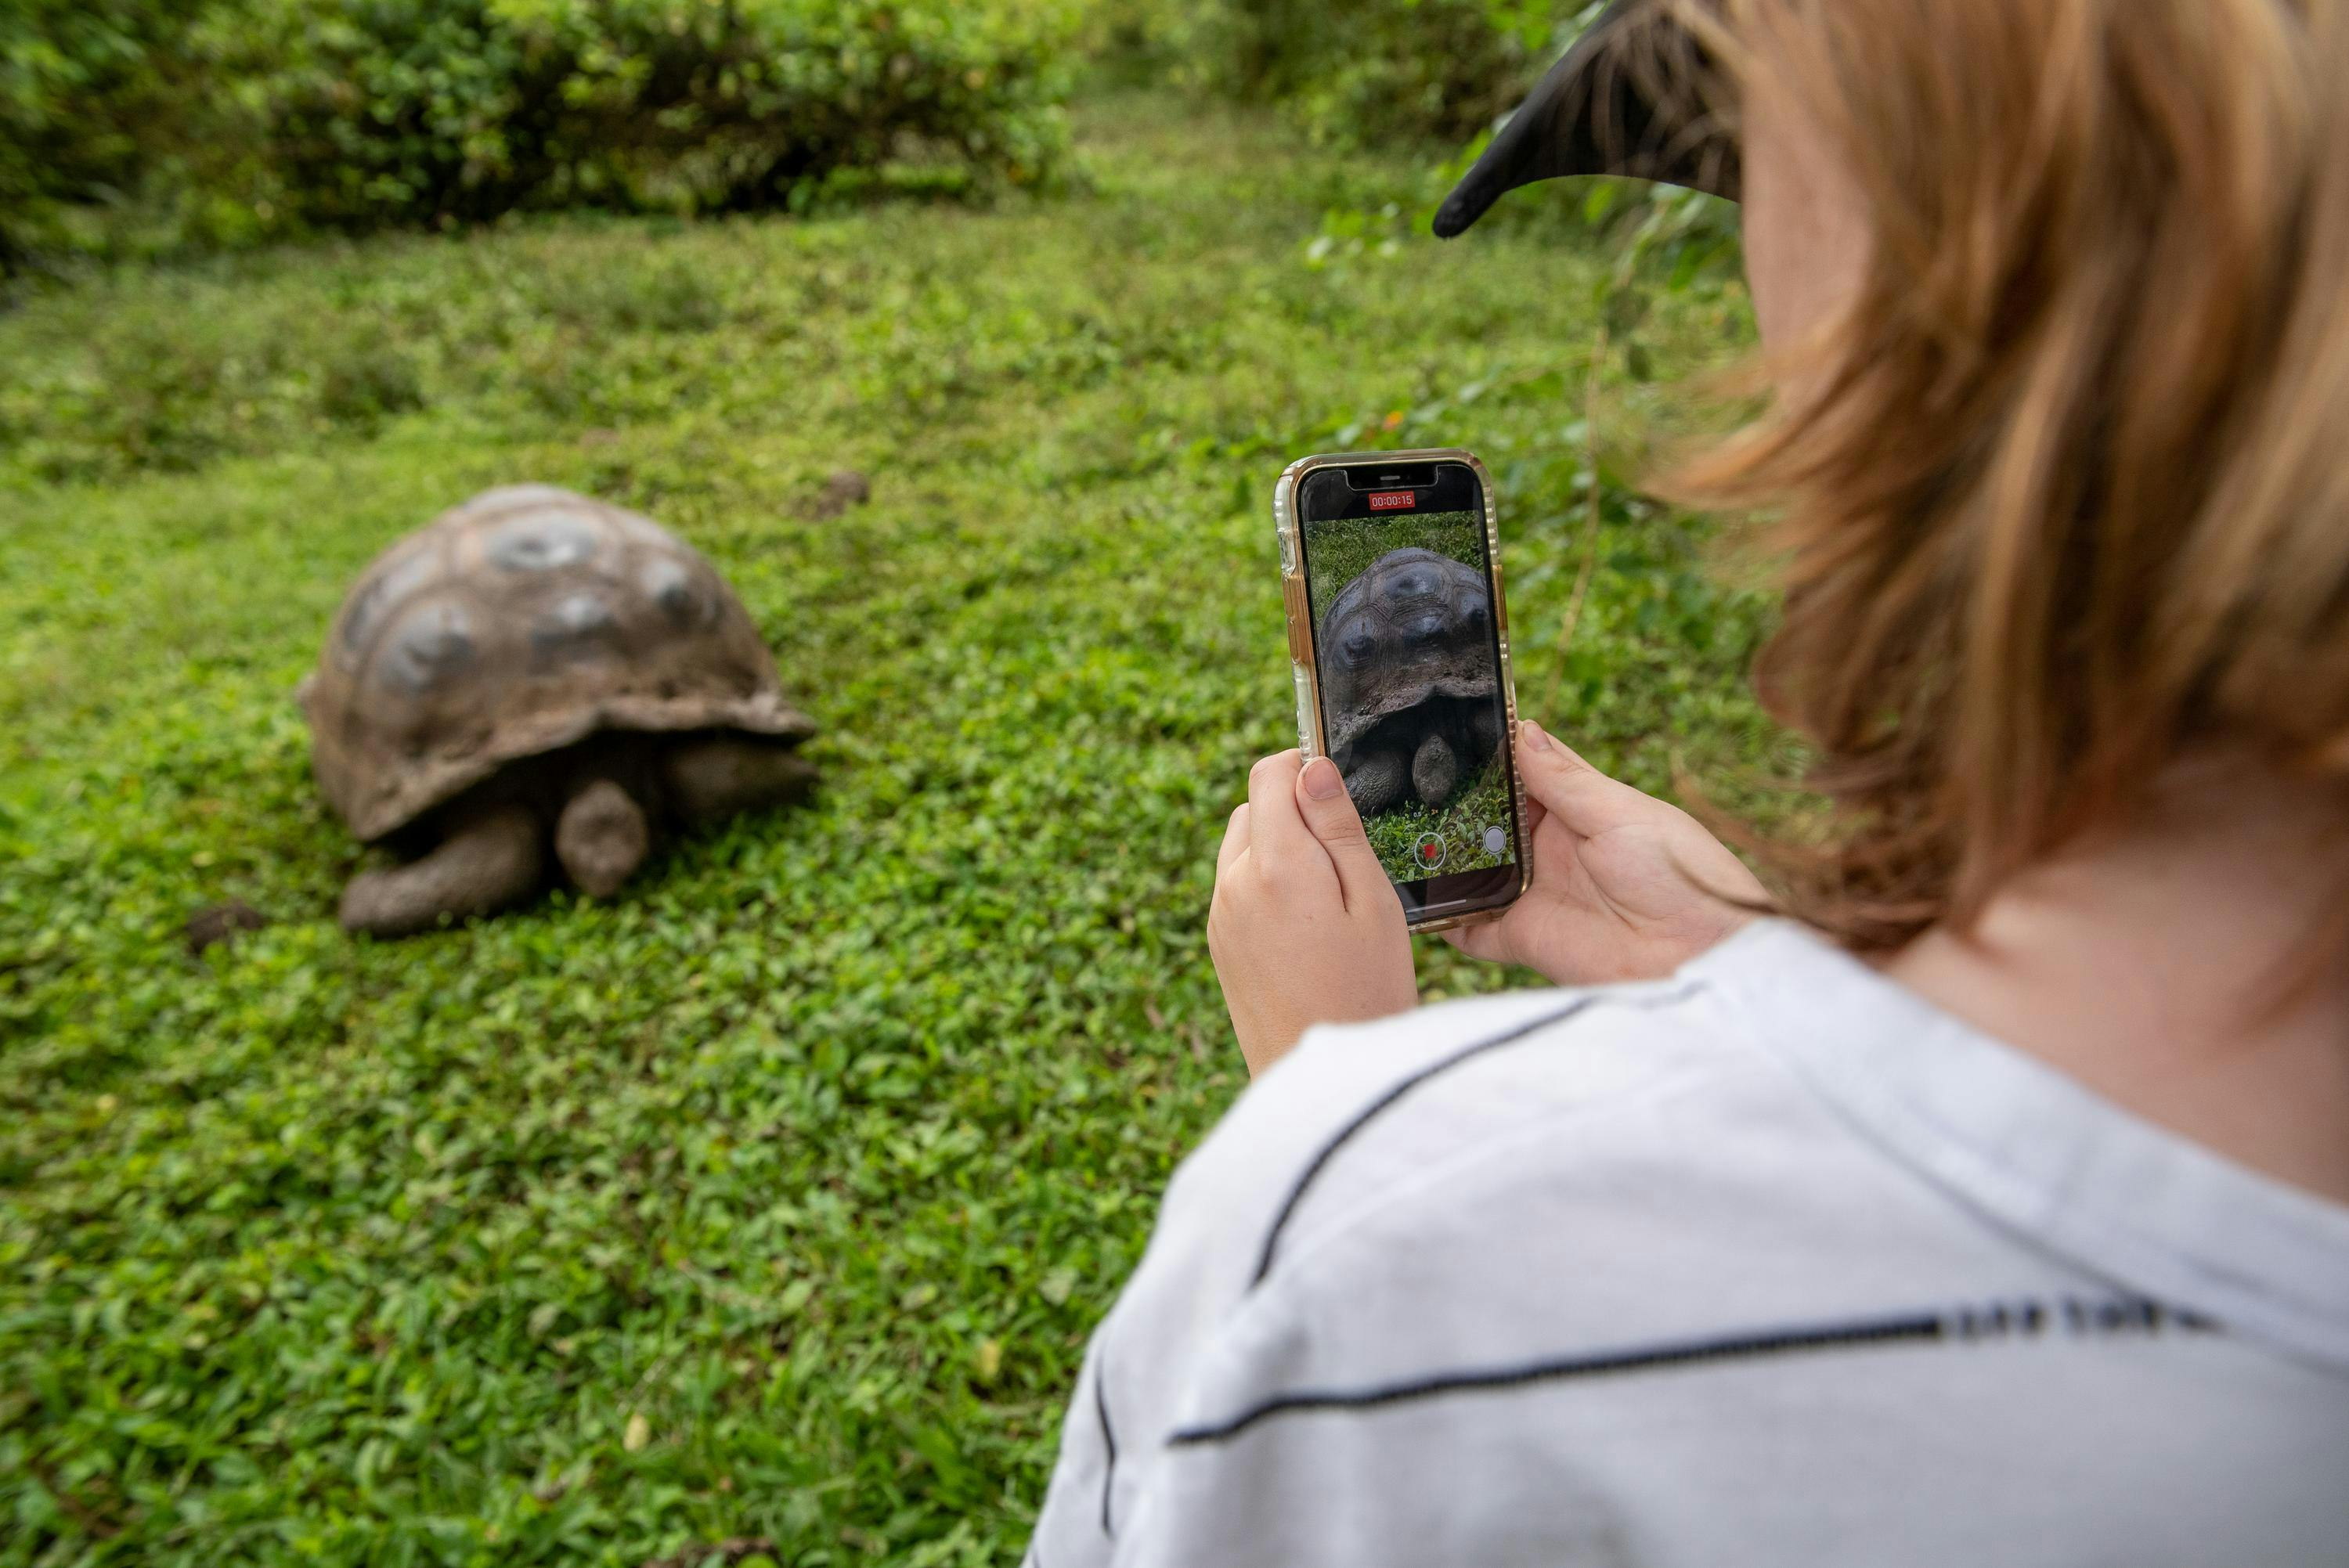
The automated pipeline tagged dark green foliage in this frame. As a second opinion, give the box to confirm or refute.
[0,98,1781,1565]
[1102,0,1593,149]
[1220,0,1575,146]
[0,0,1078,272]
[230,0,1079,229]
[0,0,189,266]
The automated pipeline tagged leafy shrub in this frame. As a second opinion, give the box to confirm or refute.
[0,1,189,267]
[222,0,1081,228]
[1229,0,1575,146]
[2,0,1081,272]
[1101,0,1594,149]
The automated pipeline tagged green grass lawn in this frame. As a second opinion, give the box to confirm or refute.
[0,96,1784,1566]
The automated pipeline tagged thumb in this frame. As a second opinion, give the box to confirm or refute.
[1442,918,1513,966]
[1295,756,1393,910]
[1516,720,1644,838]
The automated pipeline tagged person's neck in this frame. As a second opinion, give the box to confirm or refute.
[1880,755,2349,1206]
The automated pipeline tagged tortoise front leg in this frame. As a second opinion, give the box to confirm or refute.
[1411,729,1461,807]
[340,803,544,937]
[554,780,651,898]
[1341,746,1411,818]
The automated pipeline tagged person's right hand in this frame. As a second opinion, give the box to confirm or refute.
[1446,721,1769,986]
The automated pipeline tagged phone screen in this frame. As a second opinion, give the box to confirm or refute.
[1296,460,1523,920]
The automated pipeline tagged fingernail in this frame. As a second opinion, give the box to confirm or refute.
[1302,757,1345,798]
[1520,720,1553,752]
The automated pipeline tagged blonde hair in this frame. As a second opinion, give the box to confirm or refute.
[1665,0,2349,950]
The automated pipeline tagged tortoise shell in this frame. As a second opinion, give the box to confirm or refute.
[301,485,813,842]
[1317,546,1498,767]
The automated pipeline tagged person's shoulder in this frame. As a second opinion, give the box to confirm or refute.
[1200,963,1766,1254]
[1126,961,1763,1316]
[1090,967,1757,1441]
[1208,971,1736,1192]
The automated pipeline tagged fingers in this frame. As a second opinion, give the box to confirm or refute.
[1293,756,1391,911]
[1217,802,1250,879]
[1515,720,1650,839]
[1245,751,1316,864]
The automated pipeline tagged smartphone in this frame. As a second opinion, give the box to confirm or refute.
[1274,449,1531,932]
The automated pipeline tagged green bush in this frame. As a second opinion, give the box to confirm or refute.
[1230,0,1573,146]
[2,0,1081,272]
[225,0,1081,229]
[0,1,189,267]
[1101,0,1593,149]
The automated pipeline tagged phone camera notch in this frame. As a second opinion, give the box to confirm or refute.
[1343,462,1438,492]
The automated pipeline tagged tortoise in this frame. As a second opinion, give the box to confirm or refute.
[301,485,817,938]
[1318,546,1503,818]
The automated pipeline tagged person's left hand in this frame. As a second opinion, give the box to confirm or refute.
[1208,750,1418,1077]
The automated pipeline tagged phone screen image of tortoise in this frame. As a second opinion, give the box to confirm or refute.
[1304,509,1517,885]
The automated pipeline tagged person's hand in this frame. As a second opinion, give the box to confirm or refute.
[1209,751,1418,1076]
[1448,721,1767,986]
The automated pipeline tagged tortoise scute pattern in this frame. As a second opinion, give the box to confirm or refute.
[489,512,601,572]
[378,600,478,695]
[1318,546,1502,816]
[532,592,623,663]
[301,485,813,844]
[642,557,712,628]
[334,543,442,672]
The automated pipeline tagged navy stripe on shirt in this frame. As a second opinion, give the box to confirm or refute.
[1169,1295,2217,1447]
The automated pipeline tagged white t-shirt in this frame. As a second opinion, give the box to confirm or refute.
[1027,921,2349,1568]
